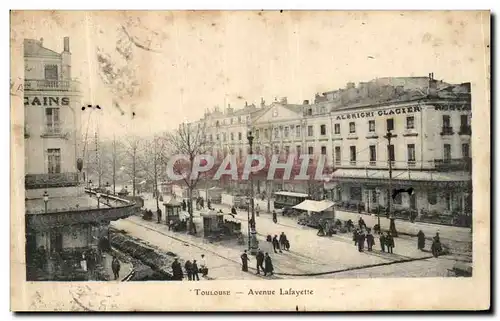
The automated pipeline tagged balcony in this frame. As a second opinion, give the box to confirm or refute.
[440,126,454,136]
[24,79,80,92]
[459,125,472,136]
[434,158,471,172]
[25,172,79,189]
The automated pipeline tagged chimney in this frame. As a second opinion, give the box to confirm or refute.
[245,101,248,107]
[428,72,437,97]
[303,100,309,105]
[63,37,70,52]
[39,38,44,45]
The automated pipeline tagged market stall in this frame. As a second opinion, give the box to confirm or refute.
[201,209,242,242]
[294,200,336,228]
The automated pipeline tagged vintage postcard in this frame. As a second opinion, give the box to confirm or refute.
[10,10,490,311]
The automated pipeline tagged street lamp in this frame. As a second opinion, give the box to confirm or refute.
[96,192,101,209]
[246,197,251,249]
[247,129,258,255]
[105,182,111,205]
[89,180,93,191]
[43,191,49,214]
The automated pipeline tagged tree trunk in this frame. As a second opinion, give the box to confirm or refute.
[267,181,271,212]
[188,186,195,234]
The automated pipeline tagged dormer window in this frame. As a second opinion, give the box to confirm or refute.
[272,109,278,117]
[307,108,312,116]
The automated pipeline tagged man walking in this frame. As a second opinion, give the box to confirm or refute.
[111,256,121,280]
[157,208,162,224]
[256,204,260,217]
[272,210,278,224]
[366,230,375,251]
[264,253,274,276]
[272,235,281,253]
[385,232,395,254]
[192,259,200,280]
[417,230,426,251]
[184,260,193,281]
[240,250,250,272]
[379,232,386,252]
[256,249,265,275]
[171,258,183,280]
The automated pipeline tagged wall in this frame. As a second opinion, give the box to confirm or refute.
[25,185,82,200]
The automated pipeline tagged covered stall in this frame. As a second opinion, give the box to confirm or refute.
[164,197,189,231]
[295,200,336,229]
[273,191,310,210]
[201,209,242,242]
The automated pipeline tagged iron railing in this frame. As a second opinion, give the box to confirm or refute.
[24,79,80,92]
[25,172,79,189]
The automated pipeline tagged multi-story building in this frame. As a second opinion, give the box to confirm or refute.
[189,74,472,226]
[23,38,136,280]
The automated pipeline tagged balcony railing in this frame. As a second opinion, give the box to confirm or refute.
[24,79,80,92]
[440,126,454,135]
[25,172,79,189]
[42,125,62,136]
[459,125,472,135]
[434,158,471,172]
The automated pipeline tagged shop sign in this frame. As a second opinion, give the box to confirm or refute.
[335,105,421,121]
[24,96,70,106]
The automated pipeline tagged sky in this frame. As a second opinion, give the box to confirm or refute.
[12,10,489,140]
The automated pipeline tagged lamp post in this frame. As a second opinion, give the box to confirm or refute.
[376,188,381,228]
[43,191,49,214]
[89,179,93,191]
[96,192,101,209]
[105,182,110,205]
[385,130,394,217]
[247,130,258,255]
[246,197,251,249]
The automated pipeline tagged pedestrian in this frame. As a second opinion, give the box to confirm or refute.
[111,255,121,280]
[256,204,260,217]
[389,217,398,237]
[346,219,354,232]
[366,230,375,251]
[231,206,237,215]
[264,253,274,276]
[357,230,366,252]
[157,208,162,224]
[182,199,187,211]
[200,198,204,209]
[272,235,281,253]
[169,219,174,231]
[431,233,442,258]
[240,250,250,272]
[256,249,265,274]
[171,258,183,280]
[417,230,426,251]
[379,232,386,252]
[200,254,208,277]
[207,198,212,210]
[385,232,395,254]
[358,217,366,230]
[272,210,277,224]
[353,229,359,246]
[317,223,325,236]
[184,260,193,281]
[192,260,200,280]
[279,232,288,251]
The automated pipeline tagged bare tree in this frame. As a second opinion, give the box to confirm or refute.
[165,123,211,234]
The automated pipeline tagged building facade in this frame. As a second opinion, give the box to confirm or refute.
[23,38,136,280]
[189,74,472,225]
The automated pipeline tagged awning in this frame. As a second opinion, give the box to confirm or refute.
[293,200,335,213]
[331,169,471,183]
[274,191,309,198]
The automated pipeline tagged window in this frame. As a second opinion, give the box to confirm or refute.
[209,134,213,142]
[320,106,326,114]
[47,149,61,174]
[274,145,280,154]
[320,124,326,135]
[222,133,227,141]
[406,116,415,129]
[45,108,60,134]
[350,146,356,164]
[264,129,269,139]
[265,146,270,156]
[255,130,260,139]
[296,145,301,156]
[44,64,58,80]
[350,187,362,201]
[230,133,234,141]
[407,144,416,165]
[334,123,340,134]
[307,125,313,137]
[230,118,234,125]
[321,146,327,155]
[284,126,289,138]
[216,121,220,127]
[388,144,395,162]
[238,132,242,140]
[462,143,470,158]
[460,115,468,127]
[238,116,242,123]
[427,190,438,205]
[272,109,278,117]
[445,192,451,211]
[387,118,394,131]
[444,144,451,161]
[443,115,451,129]
[274,128,279,139]
[369,145,376,163]
[349,122,356,133]
[239,148,243,159]
[308,146,314,154]
[216,134,220,141]
[368,120,375,132]
[285,146,290,155]
[307,108,312,116]
[295,125,301,137]
[335,146,341,165]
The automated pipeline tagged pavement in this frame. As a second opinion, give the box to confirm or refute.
[121,193,459,279]
[100,252,134,282]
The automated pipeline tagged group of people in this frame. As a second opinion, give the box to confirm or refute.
[352,228,382,252]
[170,254,208,281]
[240,249,274,276]
[418,230,443,257]
[268,232,290,253]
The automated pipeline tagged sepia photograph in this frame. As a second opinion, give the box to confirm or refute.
[10,10,490,311]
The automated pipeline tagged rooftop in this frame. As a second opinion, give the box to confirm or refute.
[24,39,61,58]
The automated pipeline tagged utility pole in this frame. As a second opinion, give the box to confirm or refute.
[112,135,116,195]
[386,131,393,217]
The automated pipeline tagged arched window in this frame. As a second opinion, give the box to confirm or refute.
[427,189,438,205]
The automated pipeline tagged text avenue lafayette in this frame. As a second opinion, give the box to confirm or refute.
[193,288,315,297]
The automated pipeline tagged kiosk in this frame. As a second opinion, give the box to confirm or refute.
[201,209,242,242]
